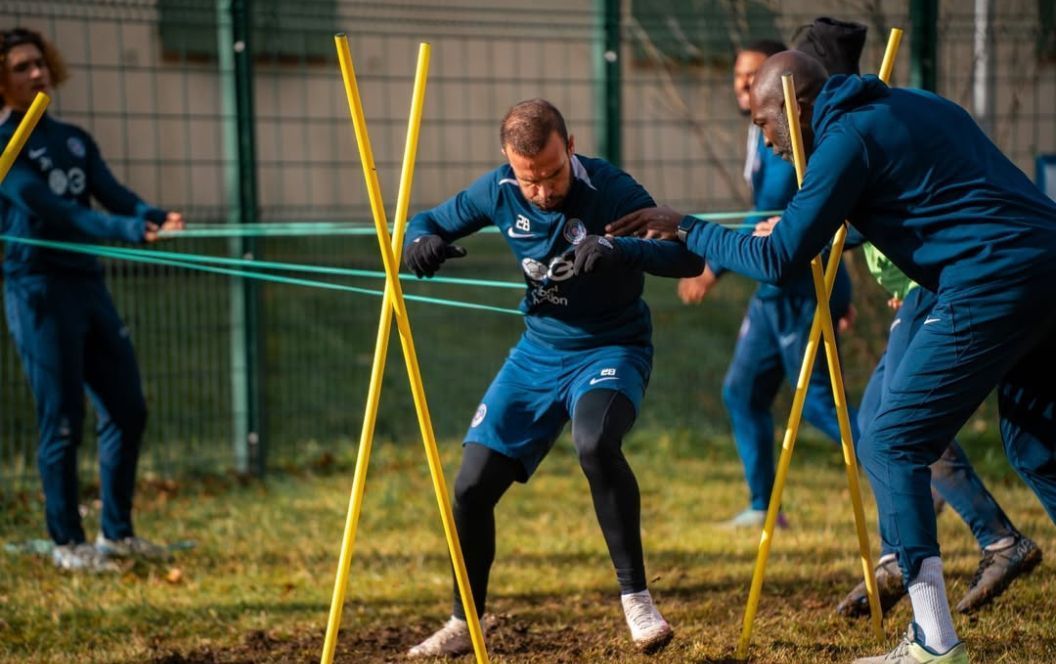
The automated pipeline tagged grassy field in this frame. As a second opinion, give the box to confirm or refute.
[2,429,1054,663]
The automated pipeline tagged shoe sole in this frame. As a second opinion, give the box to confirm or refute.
[636,627,674,655]
[955,545,1043,614]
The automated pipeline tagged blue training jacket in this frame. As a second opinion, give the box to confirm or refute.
[683,75,1056,292]
[406,154,705,351]
[0,111,167,278]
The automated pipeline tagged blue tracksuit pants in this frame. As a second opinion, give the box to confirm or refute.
[858,275,1056,583]
[858,287,1017,558]
[4,274,147,545]
[722,292,858,511]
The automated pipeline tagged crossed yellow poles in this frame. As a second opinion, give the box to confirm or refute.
[320,37,489,664]
[736,29,904,660]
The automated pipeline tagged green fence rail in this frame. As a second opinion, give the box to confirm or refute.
[1,0,1053,489]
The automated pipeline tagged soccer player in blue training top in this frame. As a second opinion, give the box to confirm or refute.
[401,99,703,658]
[606,50,1056,664]
[678,32,855,530]
[0,28,184,573]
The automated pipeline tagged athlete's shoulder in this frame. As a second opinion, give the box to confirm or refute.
[34,113,88,139]
[572,154,640,191]
[458,164,513,208]
[492,163,520,189]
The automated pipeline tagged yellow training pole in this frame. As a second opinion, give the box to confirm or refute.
[319,42,432,664]
[879,29,903,84]
[333,35,490,664]
[0,92,50,183]
[782,73,883,639]
[735,30,904,658]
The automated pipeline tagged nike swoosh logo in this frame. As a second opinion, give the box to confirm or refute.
[924,317,941,325]
[589,376,618,385]
[890,319,903,332]
[28,147,46,159]
[779,334,797,347]
[507,228,536,239]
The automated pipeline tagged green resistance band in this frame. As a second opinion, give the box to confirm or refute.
[0,235,524,317]
[91,243,525,291]
[159,209,782,239]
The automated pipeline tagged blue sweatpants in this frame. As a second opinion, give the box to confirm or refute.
[4,275,148,545]
[722,292,858,511]
[858,275,1056,583]
[858,287,1017,557]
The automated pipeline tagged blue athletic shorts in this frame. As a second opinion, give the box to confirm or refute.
[464,335,652,480]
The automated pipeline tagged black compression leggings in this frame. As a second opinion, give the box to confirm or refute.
[451,389,645,619]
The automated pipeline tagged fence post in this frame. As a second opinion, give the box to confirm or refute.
[910,0,938,91]
[217,0,265,476]
[594,0,621,166]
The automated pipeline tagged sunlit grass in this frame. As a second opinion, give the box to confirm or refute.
[2,431,1053,663]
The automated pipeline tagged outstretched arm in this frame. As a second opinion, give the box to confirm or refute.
[405,171,494,244]
[403,172,495,277]
[607,127,869,284]
[2,158,145,242]
[611,237,706,277]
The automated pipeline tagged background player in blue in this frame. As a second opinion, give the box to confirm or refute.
[677,34,855,530]
[401,99,703,658]
[0,29,184,573]
[608,50,1056,663]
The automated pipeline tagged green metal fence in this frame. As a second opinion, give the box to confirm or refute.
[2,0,1054,489]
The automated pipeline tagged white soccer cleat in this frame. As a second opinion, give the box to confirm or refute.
[621,590,674,654]
[407,616,472,659]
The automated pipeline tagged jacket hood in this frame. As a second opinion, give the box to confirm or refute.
[812,74,890,138]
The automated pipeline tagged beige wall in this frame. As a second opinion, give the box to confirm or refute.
[5,0,1054,222]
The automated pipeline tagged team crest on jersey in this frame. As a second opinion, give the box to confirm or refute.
[471,403,487,428]
[67,136,86,159]
[563,218,587,244]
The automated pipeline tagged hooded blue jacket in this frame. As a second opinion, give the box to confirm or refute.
[683,75,1056,292]
[0,111,166,278]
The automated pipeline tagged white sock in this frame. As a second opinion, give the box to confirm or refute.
[984,536,1016,552]
[907,556,960,653]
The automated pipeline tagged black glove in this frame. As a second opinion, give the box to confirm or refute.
[571,235,622,275]
[403,234,467,278]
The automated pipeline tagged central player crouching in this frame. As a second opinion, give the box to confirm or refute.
[401,99,704,658]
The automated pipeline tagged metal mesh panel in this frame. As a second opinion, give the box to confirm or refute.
[1,0,1053,488]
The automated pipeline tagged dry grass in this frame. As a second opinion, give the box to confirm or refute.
[1,432,1054,663]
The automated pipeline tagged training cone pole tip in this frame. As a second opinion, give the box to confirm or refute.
[0,92,50,184]
[736,29,904,659]
[327,35,489,664]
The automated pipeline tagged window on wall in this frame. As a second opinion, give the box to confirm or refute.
[159,0,338,62]
[629,0,781,66]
